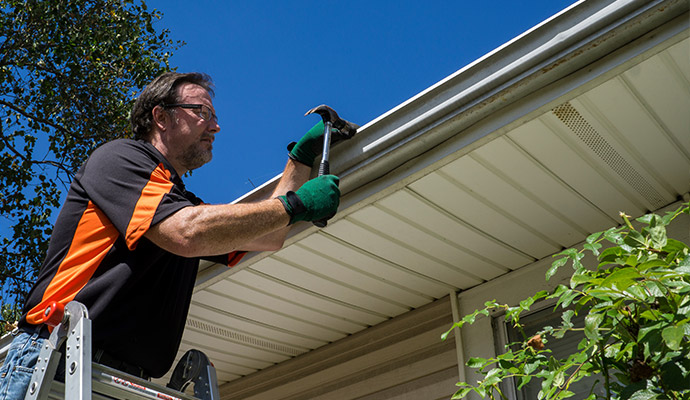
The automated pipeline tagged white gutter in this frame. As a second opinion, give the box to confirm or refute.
[362,0,655,155]
[333,0,687,195]
[196,0,689,287]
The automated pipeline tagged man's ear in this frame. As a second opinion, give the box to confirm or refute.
[152,105,170,131]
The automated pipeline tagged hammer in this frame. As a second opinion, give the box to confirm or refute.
[304,105,358,227]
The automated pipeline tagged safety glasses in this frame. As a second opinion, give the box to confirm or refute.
[163,103,218,124]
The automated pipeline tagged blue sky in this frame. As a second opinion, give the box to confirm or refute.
[146,1,576,202]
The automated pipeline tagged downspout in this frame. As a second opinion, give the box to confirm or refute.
[449,290,466,383]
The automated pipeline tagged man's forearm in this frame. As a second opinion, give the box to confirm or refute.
[145,159,312,257]
[145,198,290,257]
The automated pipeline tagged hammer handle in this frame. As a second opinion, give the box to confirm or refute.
[313,121,333,228]
[318,160,330,177]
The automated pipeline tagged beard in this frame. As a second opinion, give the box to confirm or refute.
[180,140,213,171]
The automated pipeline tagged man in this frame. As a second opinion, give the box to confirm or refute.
[0,72,350,398]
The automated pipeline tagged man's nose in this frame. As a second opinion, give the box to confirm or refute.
[208,119,220,134]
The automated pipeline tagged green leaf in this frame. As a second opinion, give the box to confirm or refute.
[520,297,535,311]
[600,267,641,291]
[498,358,518,372]
[561,309,575,329]
[663,238,689,255]
[570,267,592,288]
[661,325,684,351]
[629,389,660,400]
[557,289,580,308]
[638,323,665,359]
[636,213,654,225]
[604,227,625,244]
[583,242,602,256]
[548,257,568,280]
[660,358,690,390]
[452,386,473,399]
[649,224,667,250]
[599,246,623,264]
[585,313,603,341]
[624,230,647,248]
[547,356,560,371]
[484,368,502,385]
[467,357,487,368]
[517,375,532,389]
[679,253,690,269]
[636,259,668,271]
[532,290,550,302]
[524,361,540,375]
[619,381,648,400]
[586,231,603,244]
[553,370,565,388]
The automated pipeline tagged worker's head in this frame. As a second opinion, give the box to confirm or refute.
[131,72,215,140]
[131,72,220,174]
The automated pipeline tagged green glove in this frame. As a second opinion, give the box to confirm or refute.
[288,120,326,167]
[277,175,340,225]
[288,119,359,166]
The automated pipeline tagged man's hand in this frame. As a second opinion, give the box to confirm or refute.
[278,175,340,225]
[288,120,359,167]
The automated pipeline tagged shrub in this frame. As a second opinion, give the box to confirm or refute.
[444,204,690,399]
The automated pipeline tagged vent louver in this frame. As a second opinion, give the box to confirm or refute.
[552,102,666,209]
[186,318,304,357]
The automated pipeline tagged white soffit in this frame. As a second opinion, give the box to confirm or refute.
[176,0,690,386]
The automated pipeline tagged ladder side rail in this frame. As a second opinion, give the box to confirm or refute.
[64,307,92,400]
[24,340,62,400]
[25,302,72,400]
[195,364,220,400]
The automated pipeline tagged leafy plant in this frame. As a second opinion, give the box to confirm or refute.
[443,204,690,399]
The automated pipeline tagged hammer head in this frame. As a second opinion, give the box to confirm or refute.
[305,104,358,139]
[305,104,339,123]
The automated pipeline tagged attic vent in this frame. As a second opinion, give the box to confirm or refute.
[552,102,665,209]
[186,318,303,357]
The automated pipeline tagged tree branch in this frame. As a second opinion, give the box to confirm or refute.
[0,271,34,285]
[0,133,75,177]
[0,98,70,136]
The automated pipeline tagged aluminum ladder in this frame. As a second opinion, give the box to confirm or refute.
[23,301,220,400]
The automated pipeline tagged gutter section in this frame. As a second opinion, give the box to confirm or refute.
[334,0,686,194]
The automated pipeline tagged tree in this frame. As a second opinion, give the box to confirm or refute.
[0,0,180,333]
[445,204,690,399]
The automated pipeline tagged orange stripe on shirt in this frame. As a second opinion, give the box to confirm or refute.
[125,163,174,250]
[26,202,119,325]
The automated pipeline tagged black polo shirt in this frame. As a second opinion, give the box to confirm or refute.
[19,139,244,378]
